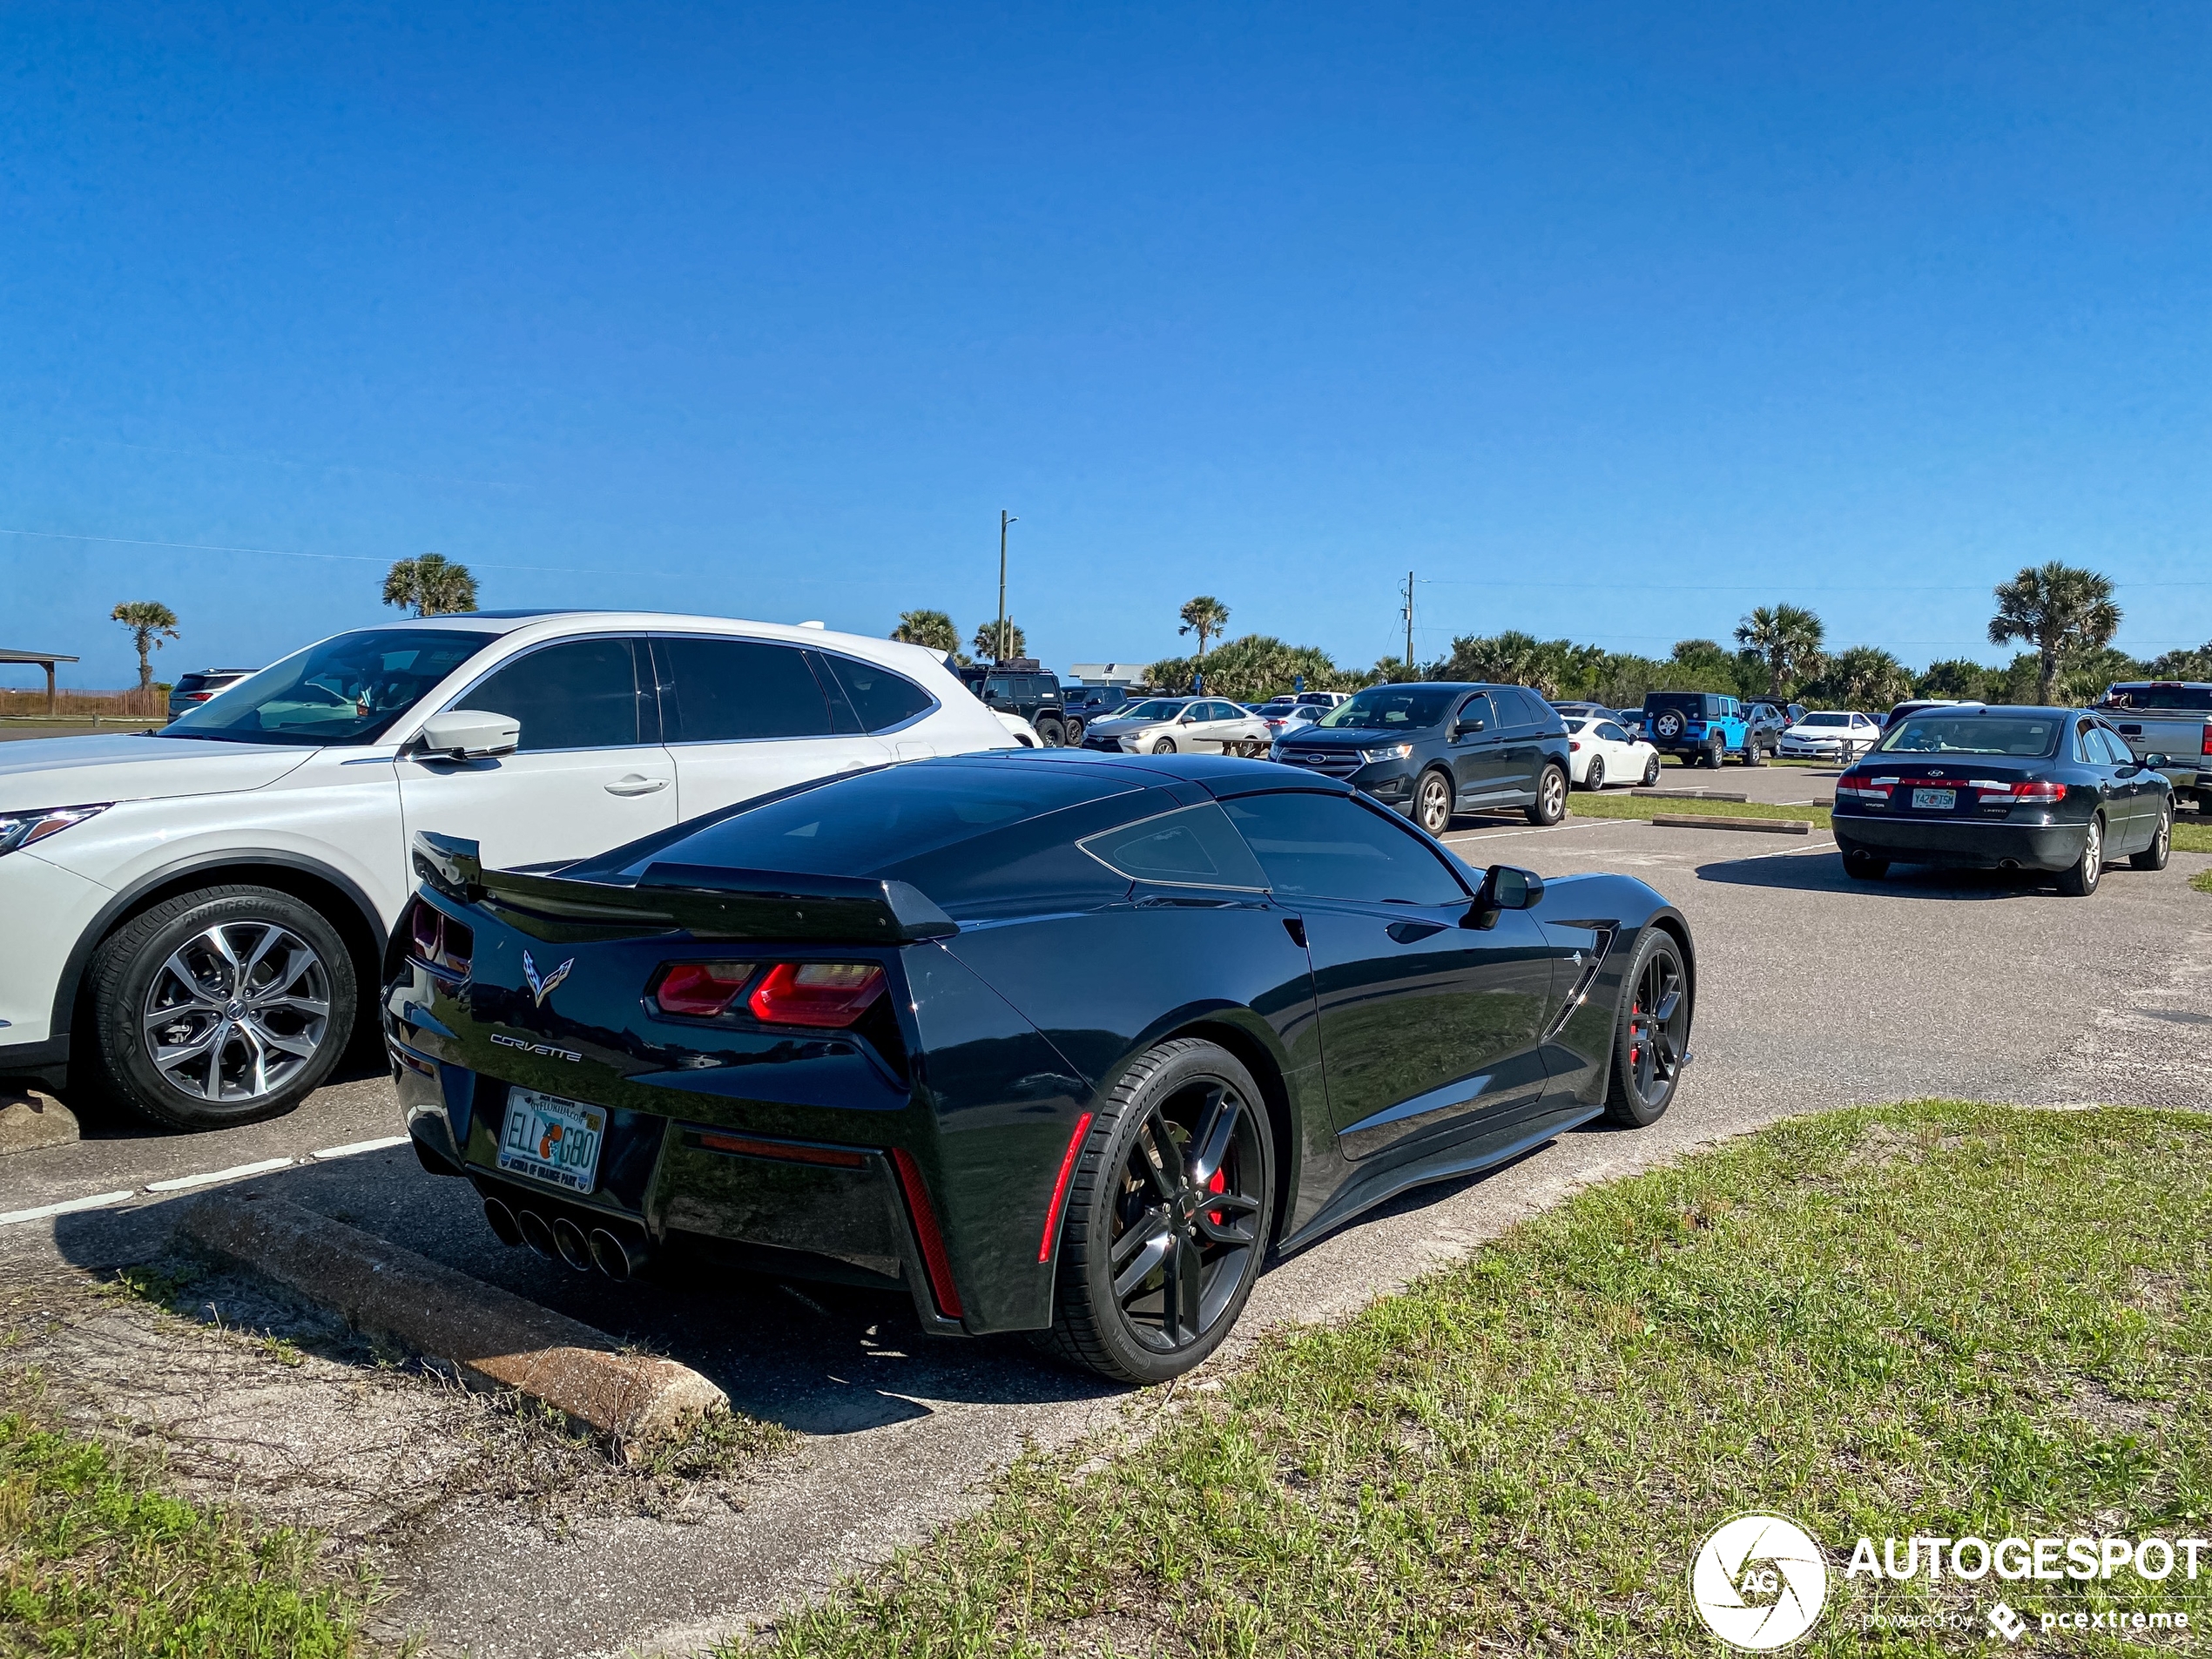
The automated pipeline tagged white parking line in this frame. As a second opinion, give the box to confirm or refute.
[0,1190,136,1227]
[312,1135,409,1160]
[144,1156,295,1193]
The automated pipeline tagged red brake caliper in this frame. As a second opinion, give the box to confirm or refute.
[1207,1166,1225,1227]
[1629,1001,1642,1066]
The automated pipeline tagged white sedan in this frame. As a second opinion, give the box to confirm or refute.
[1566,716,1660,790]
[1778,710,1881,760]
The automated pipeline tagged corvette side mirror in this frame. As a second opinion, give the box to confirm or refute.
[416,709,520,761]
[1464,864,1543,929]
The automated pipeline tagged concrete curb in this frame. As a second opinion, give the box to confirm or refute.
[1649,814,1815,835]
[0,1088,79,1155]
[1629,788,1749,802]
[179,1191,727,1446]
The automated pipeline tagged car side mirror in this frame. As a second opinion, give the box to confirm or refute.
[415,709,520,761]
[1464,863,1543,929]
[1454,718,1485,738]
[2141,752,2170,769]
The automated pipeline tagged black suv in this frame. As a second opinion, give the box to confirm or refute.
[957,661,1070,744]
[1061,685,1133,731]
[1268,682,1573,833]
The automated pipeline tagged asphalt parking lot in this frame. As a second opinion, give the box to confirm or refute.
[3,793,2208,1658]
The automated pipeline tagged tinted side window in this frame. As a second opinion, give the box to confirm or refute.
[2095,727,2134,766]
[1221,792,1469,905]
[1596,722,1628,742]
[819,655,934,733]
[1456,692,1494,732]
[1079,803,1268,889]
[462,637,644,752]
[659,637,833,742]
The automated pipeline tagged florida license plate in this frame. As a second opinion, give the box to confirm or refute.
[1912,787,1956,811]
[498,1088,606,1194]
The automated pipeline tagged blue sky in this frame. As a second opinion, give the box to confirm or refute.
[3,2,2208,688]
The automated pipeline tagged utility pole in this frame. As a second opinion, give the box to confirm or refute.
[1402,570,1415,673]
[995,510,1017,663]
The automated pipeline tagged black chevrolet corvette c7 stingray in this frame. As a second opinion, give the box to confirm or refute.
[387,752,1696,1383]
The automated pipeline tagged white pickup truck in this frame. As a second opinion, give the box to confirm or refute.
[2095,682,2209,813]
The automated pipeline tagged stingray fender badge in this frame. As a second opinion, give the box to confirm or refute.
[522,948,575,1008]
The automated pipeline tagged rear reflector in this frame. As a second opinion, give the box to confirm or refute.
[689,1129,867,1169]
[654,961,756,1017]
[890,1147,963,1319]
[1037,1111,1096,1264]
[746,961,887,1028]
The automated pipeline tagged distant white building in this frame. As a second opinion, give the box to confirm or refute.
[1068,661,1149,686]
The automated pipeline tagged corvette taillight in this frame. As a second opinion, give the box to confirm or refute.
[407,901,474,978]
[653,961,756,1017]
[747,962,887,1028]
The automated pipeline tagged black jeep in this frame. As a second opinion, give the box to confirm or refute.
[957,660,1071,744]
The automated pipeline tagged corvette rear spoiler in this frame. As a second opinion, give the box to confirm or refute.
[410,832,958,943]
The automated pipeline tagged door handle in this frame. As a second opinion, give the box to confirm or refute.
[604,775,670,796]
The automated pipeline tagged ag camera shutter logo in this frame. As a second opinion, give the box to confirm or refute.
[1690,1514,1830,1650]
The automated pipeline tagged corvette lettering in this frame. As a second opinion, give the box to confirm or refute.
[489,1033,583,1062]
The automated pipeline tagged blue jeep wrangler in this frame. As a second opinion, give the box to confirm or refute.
[1640,690,1769,768]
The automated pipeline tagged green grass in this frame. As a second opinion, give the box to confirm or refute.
[2190,867,2211,894]
[1571,791,1833,826]
[2173,818,2212,857]
[0,1410,379,1657]
[744,1103,2212,1656]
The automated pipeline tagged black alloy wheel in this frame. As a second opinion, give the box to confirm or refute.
[82,885,358,1130]
[1642,754,1662,786]
[2131,802,2172,872]
[1035,1038,1274,1384]
[1604,927,1689,1127]
[2056,815,2103,898]
[1035,717,1066,747]
[1415,769,1453,834]
[1151,736,1177,755]
[1583,755,1605,792]
[1526,764,1568,826]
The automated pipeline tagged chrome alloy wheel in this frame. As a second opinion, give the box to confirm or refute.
[1623,944,1687,1109]
[141,922,332,1102]
[1107,1080,1265,1355]
[1540,765,1567,819]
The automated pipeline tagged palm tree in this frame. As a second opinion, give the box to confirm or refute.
[1810,645,1912,711]
[891,610,961,654]
[1178,596,1231,662]
[382,552,479,617]
[111,601,179,693]
[1988,563,2121,702]
[973,617,1025,662]
[1733,604,1826,696]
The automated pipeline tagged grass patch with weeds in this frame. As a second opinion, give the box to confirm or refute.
[2189,866,2211,894]
[1571,791,1833,826]
[2174,818,2212,858]
[745,1103,2212,1656]
[0,1406,381,1657]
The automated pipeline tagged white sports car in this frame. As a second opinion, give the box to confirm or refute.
[1566,716,1660,790]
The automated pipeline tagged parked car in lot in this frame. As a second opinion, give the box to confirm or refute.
[1744,699,1804,756]
[957,662,1069,744]
[2094,682,2210,812]
[1079,698,1272,756]
[1062,685,1133,728]
[390,751,1696,1382]
[1883,697,1981,731]
[1832,705,2175,895]
[1270,683,1573,834]
[166,668,260,722]
[1258,703,1325,743]
[0,611,1014,1128]
[1564,716,1660,790]
[1777,710,1882,761]
[1639,691,1768,768]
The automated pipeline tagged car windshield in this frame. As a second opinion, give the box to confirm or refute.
[1317,687,1455,729]
[1117,699,1188,721]
[158,628,498,745]
[1801,713,1848,727]
[2102,685,2212,712]
[1876,715,2061,758]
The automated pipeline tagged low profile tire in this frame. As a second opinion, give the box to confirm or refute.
[1033,1039,1275,1385]
[1525,764,1568,826]
[2131,802,2172,872]
[1604,927,1690,1128]
[1582,756,1605,792]
[1035,718,1066,747]
[81,885,357,1131]
[1841,846,1889,881]
[1151,736,1177,755]
[2056,815,2104,898]
[1414,768,1454,834]
[1642,755,1661,786]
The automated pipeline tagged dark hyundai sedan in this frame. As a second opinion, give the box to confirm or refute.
[1832,706,2175,895]
[387,752,1692,1383]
